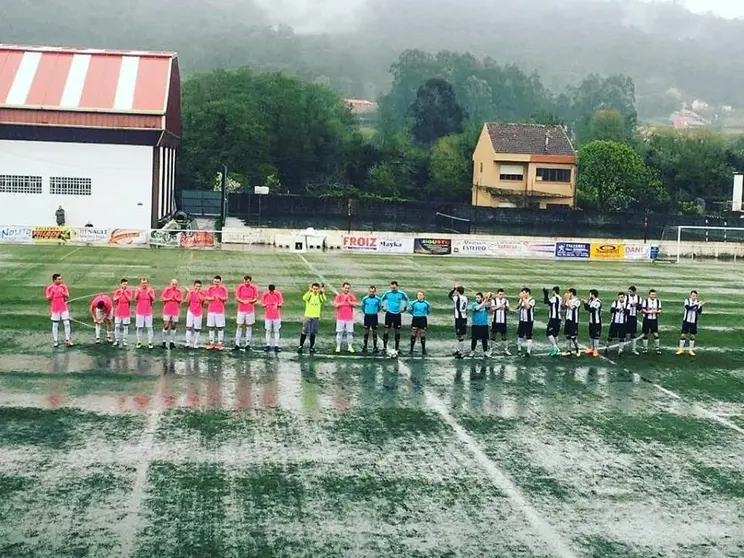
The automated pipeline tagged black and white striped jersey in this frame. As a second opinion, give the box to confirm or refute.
[683,299,703,324]
[626,294,641,318]
[642,298,662,321]
[584,299,602,325]
[519,297,536,323]
[490,298,510,324]
[546,295,561,320]
[610,301,629,325]
[564,298,581,323]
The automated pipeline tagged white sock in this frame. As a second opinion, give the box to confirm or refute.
[218,330,224,343]
[52,321,59,342]
[632,338,637,350]
[348,333,353,347]
[336,332,343,346]
[194,331,201,347]
[137,328,143,343]
[63,320,71,341]
[95,324,101,339]
[209,330,215,343]
[123,325,129,343]
[690,340,695,350]
[245,326,253,346]
[185,330,192,345]
[548,335,556,347]
[266,329,272,346]
[679,339,686,349]
[235,328,242,346]
[655,338,660,349]
[147,327,154,343]
[162,329,168,342]
[274,329,280,347]
[527,339,533,353]
[643,338,649,349]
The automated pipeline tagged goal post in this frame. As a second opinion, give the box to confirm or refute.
[671,225,744,263]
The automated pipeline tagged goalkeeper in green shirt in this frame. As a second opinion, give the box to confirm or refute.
[298,283,327,354]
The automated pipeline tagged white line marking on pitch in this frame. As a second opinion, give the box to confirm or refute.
[397,360,579,558]
[594,350,744,436]
[119,373,167,557]
[58,246,83,261]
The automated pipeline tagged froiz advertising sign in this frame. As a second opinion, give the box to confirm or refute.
[343,235,379,251]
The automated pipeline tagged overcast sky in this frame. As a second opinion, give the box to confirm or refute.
[679,0,744,18]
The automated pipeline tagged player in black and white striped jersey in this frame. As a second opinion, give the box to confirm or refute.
[449,284,468,359]
[489,289,511,356]
[562,288,581,357]
[608,292,630,355]
[582,290,602,357]
[626,286,642,355]
[543,286,562,357]
[642,289,662,355]
[677,290,705,357]
[517,288,536,357]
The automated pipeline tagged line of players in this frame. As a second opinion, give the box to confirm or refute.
[45,274,705,357]
[447,285,704,359]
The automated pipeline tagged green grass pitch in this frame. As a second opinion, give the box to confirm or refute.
[0,244,743,558]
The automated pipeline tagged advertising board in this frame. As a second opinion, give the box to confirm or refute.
[452,239,555,258]
[342,235,413,254]
[32,226,72,243]
[108,229,148,246]
[624,244,652,260]
[180,231,216,248]
[590,243,625,259]
[414,238,452,255]
[0,226,32,243]
[555,242,590,259]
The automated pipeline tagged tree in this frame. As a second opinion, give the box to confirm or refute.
[580,109,633,145]
[427,122,479,201]
[565,74,637,139]
[578,141,667,211]
[408,78,466,146]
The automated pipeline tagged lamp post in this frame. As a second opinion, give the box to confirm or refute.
[220,164,228,228]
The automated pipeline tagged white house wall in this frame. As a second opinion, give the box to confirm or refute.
[0,140,153,229]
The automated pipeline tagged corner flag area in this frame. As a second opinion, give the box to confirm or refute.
[1,245,742,557]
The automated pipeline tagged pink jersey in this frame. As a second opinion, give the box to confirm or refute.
[235,283,259,313]
[335,292,357,321]
[261,290,284,320]
[46,283,69,314]
[186,290,206,317]
[135,287,155,316]
[161,286,183,316]
[113,287,133,318]
[90,295,113,314]
[206,285,228,314]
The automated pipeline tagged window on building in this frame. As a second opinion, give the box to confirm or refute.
[49,177,92,196]
[537,168,572,182]
[499,164,525,181]
[0,175,43,194]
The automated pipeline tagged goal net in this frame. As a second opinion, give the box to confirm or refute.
[662,225,744,263]
[435,212,471,234]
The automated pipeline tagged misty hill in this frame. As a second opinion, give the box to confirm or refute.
[2,0,744,114]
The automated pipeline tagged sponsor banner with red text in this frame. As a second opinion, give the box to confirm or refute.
[179,231,216,248]
[108,229,148,246]
[32,226,72,243]
[342,235,413,254]
[624,244,652,260]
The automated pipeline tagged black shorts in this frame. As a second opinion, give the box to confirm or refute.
[454,318,467,337]
[471,324,489,340]
[589,323,602,340]
[681,321,698,335]
[564,320,578,338]
[609,323,627,339]
[384,312,402,330]
[627,316,638,336]
[642,319,658,335]
[364,314,379,329]
[411,316,428,330]
[546,318,561,337]
[517,321,534,339]
[491,322,507,338]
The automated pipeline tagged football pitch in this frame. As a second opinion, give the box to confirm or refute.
[0,245,743,558]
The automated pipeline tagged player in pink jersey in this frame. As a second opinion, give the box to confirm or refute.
[113,278,134,348]
[89,293,113,344]
[45,273,72,347]
[234,274,259,352]
[205,275,229,350]
[160,279,183,349]
[134,278,156,349]
[334,282,357,353]
[184,280,206,348]
[260,284,284,352]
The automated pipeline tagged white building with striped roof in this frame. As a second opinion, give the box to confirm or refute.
[0,44,180,229]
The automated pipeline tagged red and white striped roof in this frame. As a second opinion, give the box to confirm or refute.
[0,45,176,114]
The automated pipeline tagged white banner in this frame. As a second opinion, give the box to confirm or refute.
[452,239,555,258]
[223,228,260,244]
[0,226,32,243]
[74,227,110,244]
[342,235,413,253]
[624,244,652,260]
